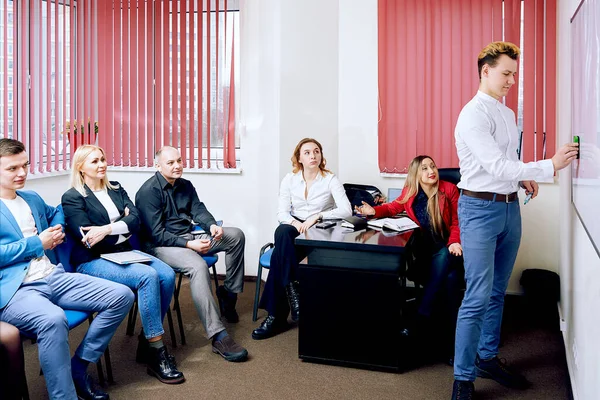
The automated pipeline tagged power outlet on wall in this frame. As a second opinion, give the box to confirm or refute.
[559,318,567,332]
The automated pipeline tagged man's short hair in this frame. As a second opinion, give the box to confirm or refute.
[0,138,25,158]
[477,41,520,79]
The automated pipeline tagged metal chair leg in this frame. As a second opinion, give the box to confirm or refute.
[253,263,263,322]
[211,265,222,313]
[96,357,106,387]
[166,308,177,348]
[103,347,114,384]
[126,300,138,336]
[253,243,273,321]
[174,272,186,346]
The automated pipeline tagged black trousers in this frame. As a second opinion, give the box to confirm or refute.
[259,224,307,318]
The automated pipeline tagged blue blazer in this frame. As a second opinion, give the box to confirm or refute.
[0,190,64,309]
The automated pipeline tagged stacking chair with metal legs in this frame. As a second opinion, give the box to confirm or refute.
[253,243,274,322]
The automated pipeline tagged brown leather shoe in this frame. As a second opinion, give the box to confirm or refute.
[212,335,248,362]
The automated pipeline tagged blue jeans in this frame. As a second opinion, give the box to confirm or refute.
[454,194,521,381]
[0,265,134,400]
[78,254,175,339]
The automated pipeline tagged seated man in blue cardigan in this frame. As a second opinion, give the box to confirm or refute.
[0,138,134,400]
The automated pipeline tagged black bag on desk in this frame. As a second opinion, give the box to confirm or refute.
[343,183,385,209]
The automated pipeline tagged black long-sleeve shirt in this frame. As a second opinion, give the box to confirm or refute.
[135,172,217,248]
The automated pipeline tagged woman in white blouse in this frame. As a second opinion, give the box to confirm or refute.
[252,138,351,340]
[61,145,184,384]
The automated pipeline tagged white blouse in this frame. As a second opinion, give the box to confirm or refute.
[277,171,352,224]
[92,189,129,243]
[454,90,554,194]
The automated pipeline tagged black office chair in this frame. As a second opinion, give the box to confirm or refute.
[437,168,461,186]
[343,183,385,209]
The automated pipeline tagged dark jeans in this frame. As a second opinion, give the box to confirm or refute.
[412,244,463,354]
[259,224,307,318]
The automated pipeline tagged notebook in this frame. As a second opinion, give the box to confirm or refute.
[367,217,418,232]
[100,250,152,265]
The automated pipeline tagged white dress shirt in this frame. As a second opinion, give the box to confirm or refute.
[277,171,352,224]
[454,90,554,194]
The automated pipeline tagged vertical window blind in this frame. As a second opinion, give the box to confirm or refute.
[0,0,238,174]
[97,0,239,169]
[1,0,89,174]
[377,0,556,173]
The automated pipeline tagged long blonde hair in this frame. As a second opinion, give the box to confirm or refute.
[69,145,118,196]
[397,155,446,238]
[291,138,331,177]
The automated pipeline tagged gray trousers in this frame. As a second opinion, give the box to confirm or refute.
[151,227,245,339]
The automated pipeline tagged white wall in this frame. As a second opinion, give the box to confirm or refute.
[557,0,600,399]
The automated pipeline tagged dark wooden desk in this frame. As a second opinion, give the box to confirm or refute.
[295,222,413,372]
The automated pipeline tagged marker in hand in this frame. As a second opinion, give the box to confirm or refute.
[524,192,533,205]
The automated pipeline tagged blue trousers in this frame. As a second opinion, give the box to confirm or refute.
[0,265,134,400]
[454,194,521,381]
[78,254,175,339]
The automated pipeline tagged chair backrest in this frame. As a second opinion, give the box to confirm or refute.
[343,183,384,208]
[438,168,461,185]
[55,205,75,272]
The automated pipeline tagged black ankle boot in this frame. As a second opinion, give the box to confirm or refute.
[146,346,185,384]
[136,332,149,363]
[216,285,239,323]
[285,280,300,322]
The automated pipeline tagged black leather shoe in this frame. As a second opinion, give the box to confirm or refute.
[74,374,109,400]
[285,280,300,322]
[251,315,287,340]
[451,380,474,400]
[217,285,239,323]
[475,355,530,389]
[146,346,185,384]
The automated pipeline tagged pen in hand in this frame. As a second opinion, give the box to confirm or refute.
[79,226,91,248]
[523,192,533,205]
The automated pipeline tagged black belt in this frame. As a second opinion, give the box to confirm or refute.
[461,189,518,203]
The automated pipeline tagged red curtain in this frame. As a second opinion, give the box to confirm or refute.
[4,0,95,173]
[97,0,238,169]
[378,0,557,172]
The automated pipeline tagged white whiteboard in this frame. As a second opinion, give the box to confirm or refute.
[571,0,600,256]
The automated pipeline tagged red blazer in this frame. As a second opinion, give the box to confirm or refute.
[372,180,460,245]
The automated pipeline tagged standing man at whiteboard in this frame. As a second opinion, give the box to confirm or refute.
[450,41,578,400]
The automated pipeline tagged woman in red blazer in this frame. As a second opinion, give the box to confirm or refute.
[357,155,463,364]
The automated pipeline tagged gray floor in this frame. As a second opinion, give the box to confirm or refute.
[22,281,570,400]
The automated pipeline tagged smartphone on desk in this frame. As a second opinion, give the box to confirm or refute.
[315,221,336,229]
